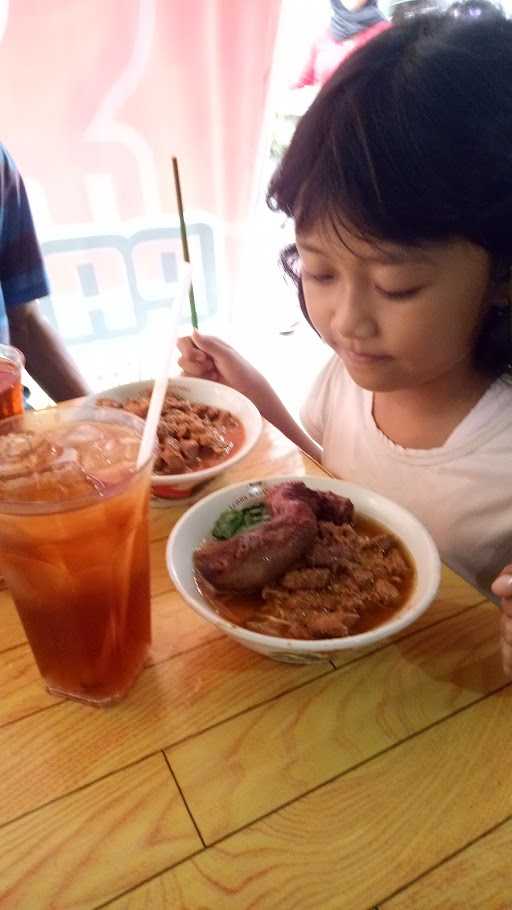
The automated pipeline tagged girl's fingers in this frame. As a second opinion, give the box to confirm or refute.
[177,337,208,363]
[177,344,216,377]
[177,336,194,354]
[491,570,512,598]
[177,358,210,378]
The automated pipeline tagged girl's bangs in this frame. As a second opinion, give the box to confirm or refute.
[272,89,442,248]
[268,22,472,248]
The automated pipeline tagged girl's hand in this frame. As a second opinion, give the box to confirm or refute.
[177,332,272,412]
[178,331,323,462]
[177,333,222,383]
[491,566,512,676]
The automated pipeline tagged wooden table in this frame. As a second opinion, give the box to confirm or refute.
[0,421,510,910]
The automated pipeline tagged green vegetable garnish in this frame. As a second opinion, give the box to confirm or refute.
[212,503,269,540]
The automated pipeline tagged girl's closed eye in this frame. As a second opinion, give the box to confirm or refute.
[375,284,424,300]
[302,269,336,284]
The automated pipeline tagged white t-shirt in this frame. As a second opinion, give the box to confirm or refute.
[301,356,512,599]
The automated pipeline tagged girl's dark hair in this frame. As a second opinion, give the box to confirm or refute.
[267,14,512,376]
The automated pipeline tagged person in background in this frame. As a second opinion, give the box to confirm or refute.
[292,0,390,90]
[392,0,504,25]
[1,144,89,403]
[178,14,512,674]
[447,0,504,17]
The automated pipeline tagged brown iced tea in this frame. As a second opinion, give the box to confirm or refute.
[0,345,24,418]
[0,406,153,705]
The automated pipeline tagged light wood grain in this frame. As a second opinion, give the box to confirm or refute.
[382,816,512,909]
[0,637,330,828]
[0,644,57,727]
[0,589,224,730]
[146,589,222,666]
[167,600,504,843]
[102,686,512,910]
[149,537,175,597]
[0,591,25,650]
[0,754,201,910]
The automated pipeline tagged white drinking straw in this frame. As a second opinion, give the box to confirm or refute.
[136,262,192,469]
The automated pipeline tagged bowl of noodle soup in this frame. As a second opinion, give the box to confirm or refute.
[167,475,441,663]
[90,377,262,500]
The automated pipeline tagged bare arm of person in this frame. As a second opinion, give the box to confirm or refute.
[8,300,90,402]
[177,333,322,463]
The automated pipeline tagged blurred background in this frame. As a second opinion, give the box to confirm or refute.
[0,0,508,412]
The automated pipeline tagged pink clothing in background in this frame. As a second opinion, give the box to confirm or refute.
[292,21,391,89]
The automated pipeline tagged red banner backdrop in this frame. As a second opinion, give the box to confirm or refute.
[0,0,281,387]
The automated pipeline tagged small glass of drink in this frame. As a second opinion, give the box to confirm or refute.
[0,405,153,705]
[0,344,24,418]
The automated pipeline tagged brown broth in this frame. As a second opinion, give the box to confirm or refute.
[196,514,416,639]
[189,419,245,471]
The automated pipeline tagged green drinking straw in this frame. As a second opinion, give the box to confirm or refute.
[172,156,198,329]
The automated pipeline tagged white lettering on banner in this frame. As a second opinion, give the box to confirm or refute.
[41,223,218,344]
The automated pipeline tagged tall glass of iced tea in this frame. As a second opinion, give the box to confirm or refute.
[0,405,153,705]
[0,344,24,418]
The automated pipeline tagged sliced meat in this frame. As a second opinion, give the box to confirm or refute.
[262,589,343,612]
[194,501,317,591]
[373,577,401,606]
[179,438,200,461]
[266,482,354,526]
[361,533,395,554]
[280,568,331,591]
[303,611,357,639]
[384,547,409,578]
[343,563,375,591]
[123,395,151,418]
[307,541,347,569]
[313,491,354,525]
[156,437,186,473]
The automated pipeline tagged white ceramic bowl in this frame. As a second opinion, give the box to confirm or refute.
[89,377,262,499]
[167,475,441,663]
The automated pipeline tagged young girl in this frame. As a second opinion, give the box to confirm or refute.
[178,13,512,672]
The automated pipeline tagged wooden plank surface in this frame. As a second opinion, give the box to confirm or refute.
[0,637,330,828]
[0,588,225,729]
[167,600,504,843]
[0,590,25,650]
[0,754,201,910]
[382,817,512,910]
[103,687,512,910]
[0,418,507,909]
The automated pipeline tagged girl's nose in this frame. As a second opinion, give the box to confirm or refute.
[332,284,377,341]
